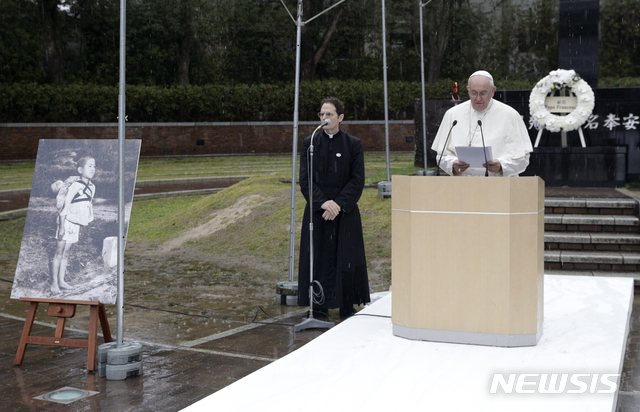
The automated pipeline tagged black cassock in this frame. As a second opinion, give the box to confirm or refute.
[297,129,370,310]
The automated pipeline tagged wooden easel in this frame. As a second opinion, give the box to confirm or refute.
[534,126,587,148]
[14,297,112,372]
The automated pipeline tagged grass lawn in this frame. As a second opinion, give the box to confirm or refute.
[1,152,423,292]
[0,152,419,190]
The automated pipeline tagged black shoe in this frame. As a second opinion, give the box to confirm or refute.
[339,306,356,318]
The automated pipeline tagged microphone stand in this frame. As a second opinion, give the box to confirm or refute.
[477,120,489,177]
[295,121,335,332]
[436,120,457,176]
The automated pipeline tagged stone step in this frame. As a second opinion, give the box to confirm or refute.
[545,214,638,226]
[545,197,637,210]
[545,197,638,218]
[544,231,640,252]
[545,270,640,284]
[544,213,639,232]
[544,250,640,272]
[546,231,640,244]
[542,195,639,273]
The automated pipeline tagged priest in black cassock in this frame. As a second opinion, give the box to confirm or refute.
[298,97,370,318]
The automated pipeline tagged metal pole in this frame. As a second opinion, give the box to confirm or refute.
[283,0,345,282]
[287,0,303,283]
[382,0,391,182]
[116,0,126,347]
[419,1,428,174]
[294,127,334,332]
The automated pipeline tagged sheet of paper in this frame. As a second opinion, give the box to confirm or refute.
[455,146,493,167]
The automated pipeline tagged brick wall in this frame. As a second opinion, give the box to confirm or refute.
[0,121,415,160]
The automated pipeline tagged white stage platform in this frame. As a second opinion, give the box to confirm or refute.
[182,275,633,412]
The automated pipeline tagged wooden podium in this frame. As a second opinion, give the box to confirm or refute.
[391,176,544,347]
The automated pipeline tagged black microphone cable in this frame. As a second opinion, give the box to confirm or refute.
[477,120,489,177]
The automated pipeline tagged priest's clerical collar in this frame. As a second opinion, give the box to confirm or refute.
[326,132,336,139]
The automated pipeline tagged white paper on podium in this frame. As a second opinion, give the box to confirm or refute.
[455,146,493,167]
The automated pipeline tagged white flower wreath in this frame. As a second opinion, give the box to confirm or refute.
[529,69,595,133]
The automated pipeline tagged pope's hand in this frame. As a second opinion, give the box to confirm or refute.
[484,160,502,173]
[452,160,470,174]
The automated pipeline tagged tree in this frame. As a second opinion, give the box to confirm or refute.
[600,0,640,78]
[488,0,559,80]
[299,1,344,81]
[67,0,120,85]
[424,0,465,83]
[213,1,295,84]
[308,0,381,81]
[176,0,194,86]
[0,0,44,83]
[438,0,558,84]
[40,0,67,84]
[384,0,423,82]
[518,0,559,78]
[1,0,637,87]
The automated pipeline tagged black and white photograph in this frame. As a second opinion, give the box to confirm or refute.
[10,139,141,304]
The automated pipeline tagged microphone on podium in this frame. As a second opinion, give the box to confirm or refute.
[436,120,457,176]
[477,120,489,177]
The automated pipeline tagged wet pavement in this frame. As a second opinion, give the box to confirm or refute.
[0,183,639,411]
[1,287,638,411]
[0,308,333,412]
[0,189,30,214]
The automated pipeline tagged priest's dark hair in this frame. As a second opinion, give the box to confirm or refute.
[321,97,344,117]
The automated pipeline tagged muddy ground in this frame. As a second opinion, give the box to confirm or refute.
[0,178,389,351]
[0,229,328,350]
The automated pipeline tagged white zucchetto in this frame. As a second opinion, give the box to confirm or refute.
[469,70,493,81]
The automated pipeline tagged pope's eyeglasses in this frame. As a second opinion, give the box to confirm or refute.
[469,91,490,99]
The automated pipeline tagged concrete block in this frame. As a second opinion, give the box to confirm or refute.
[106,361,143,380]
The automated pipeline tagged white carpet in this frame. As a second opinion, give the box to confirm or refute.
[182,275,633,412]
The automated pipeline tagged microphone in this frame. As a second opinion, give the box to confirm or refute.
[310,119,332,151]
[436,120,457,176]
[477,120,489,177]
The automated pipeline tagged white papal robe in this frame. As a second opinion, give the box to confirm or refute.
[431,99,533,177]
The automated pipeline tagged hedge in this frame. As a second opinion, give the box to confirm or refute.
[0,81,441,123]
[1,78,637,123]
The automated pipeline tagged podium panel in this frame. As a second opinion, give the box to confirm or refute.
[391,176,544,347]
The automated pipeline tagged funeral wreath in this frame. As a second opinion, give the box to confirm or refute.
[529,69,595,133]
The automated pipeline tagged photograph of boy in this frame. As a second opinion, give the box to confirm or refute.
[10,139,141,304]
[50,156,96,294]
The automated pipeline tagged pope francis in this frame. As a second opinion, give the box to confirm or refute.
[431,70,533,177]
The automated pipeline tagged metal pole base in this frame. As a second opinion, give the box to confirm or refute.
[378,181,392,199]
[294,316,334,332]
[276,281,298,306]
[98,341,143,380]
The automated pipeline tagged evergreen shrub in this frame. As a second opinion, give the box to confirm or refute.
[1,78,637,123]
